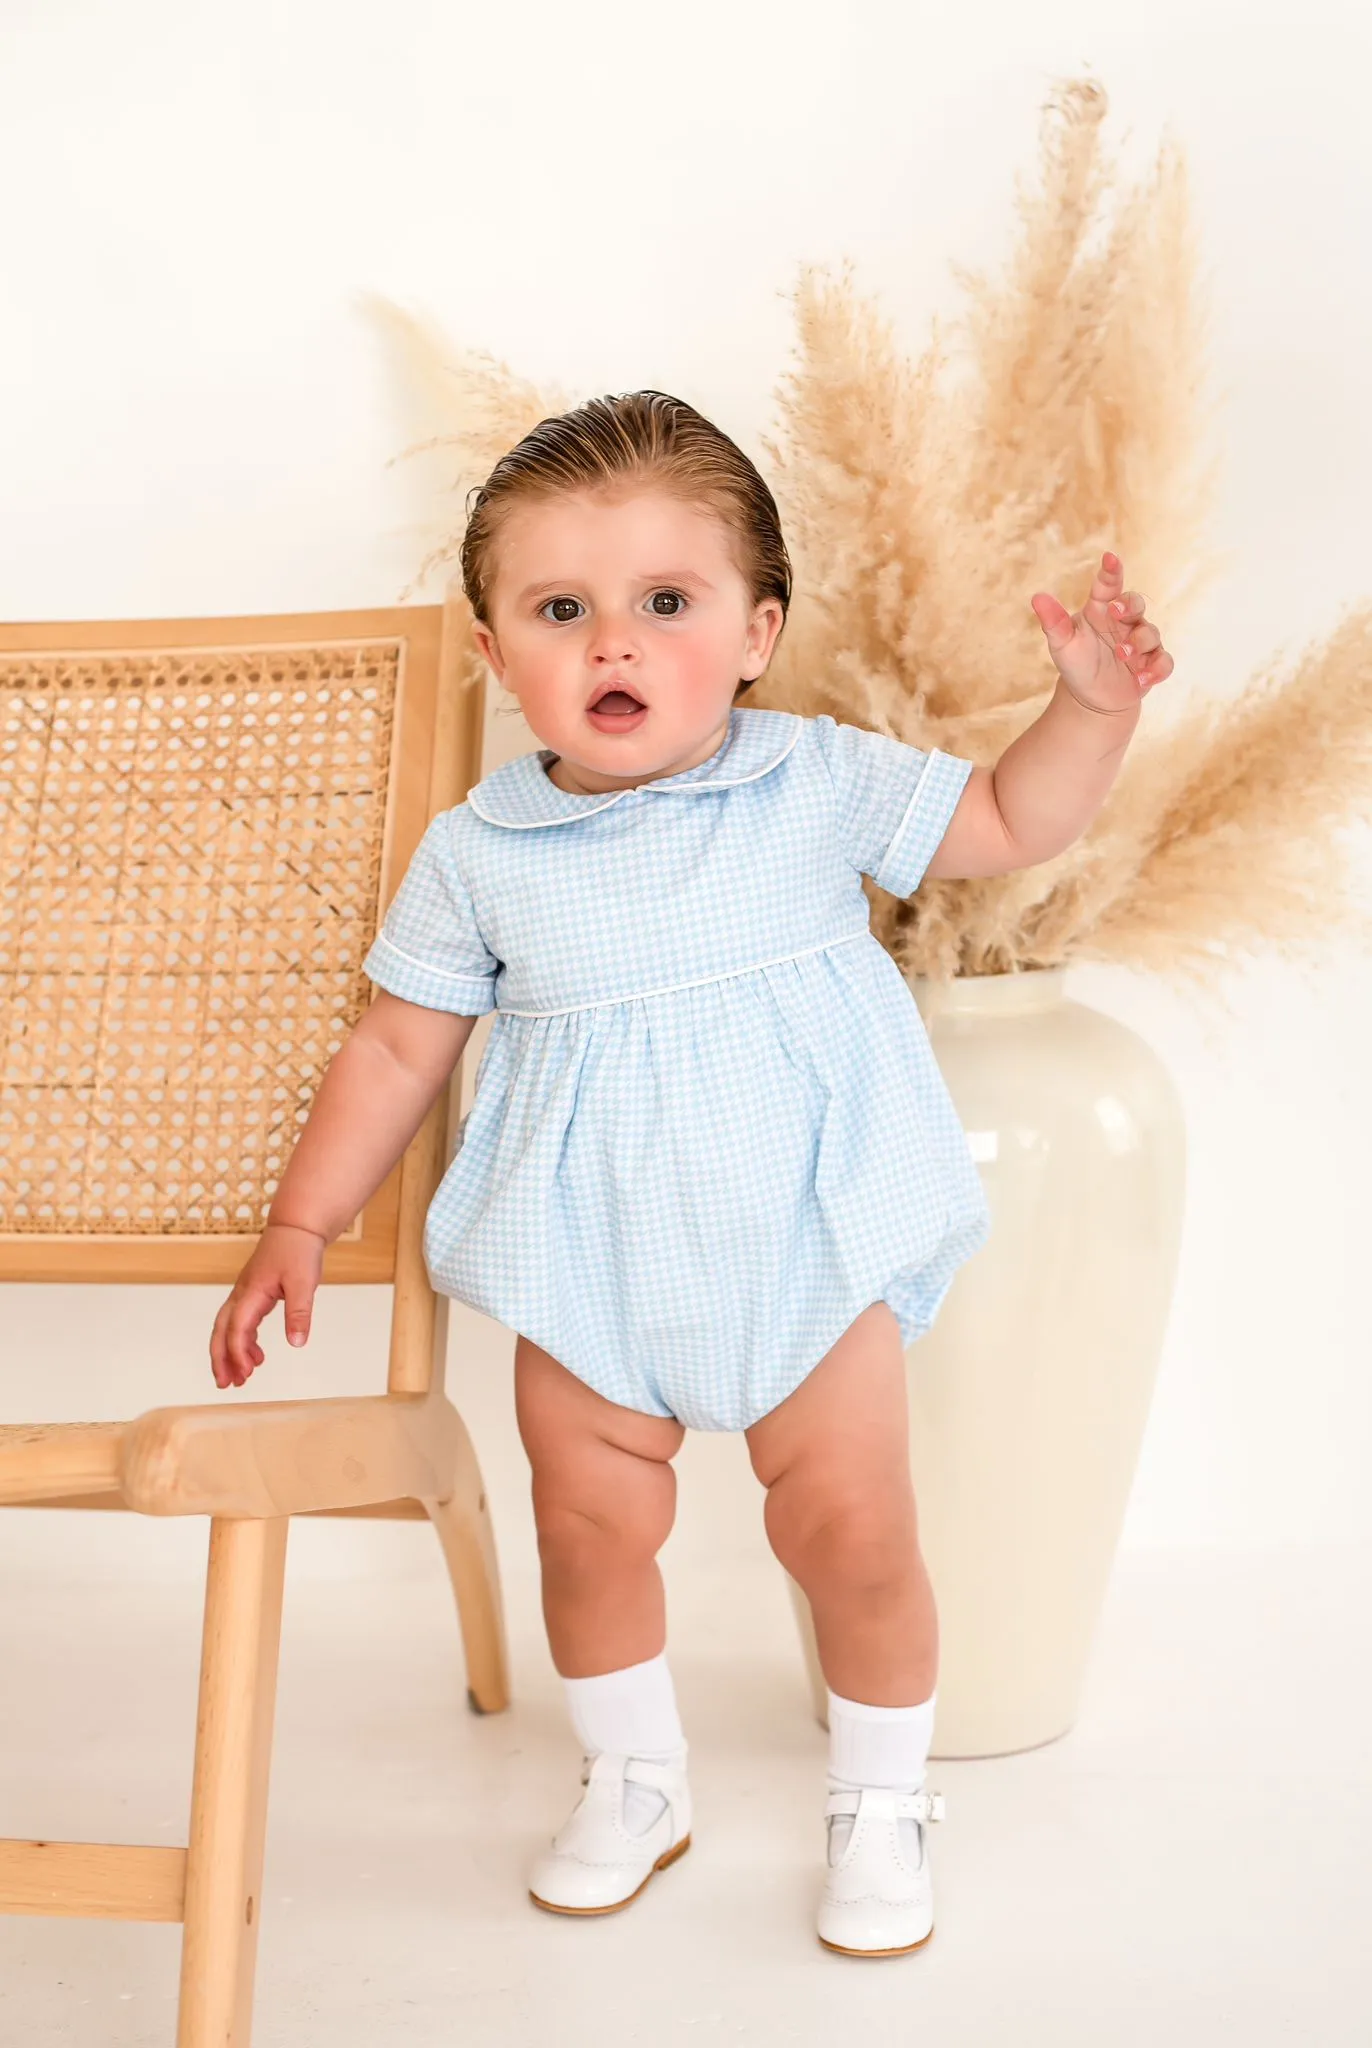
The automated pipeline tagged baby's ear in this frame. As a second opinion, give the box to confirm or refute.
[471,619,502,677]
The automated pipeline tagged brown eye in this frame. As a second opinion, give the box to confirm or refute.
[537,589,689,624]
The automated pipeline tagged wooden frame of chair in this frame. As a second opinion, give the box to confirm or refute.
[0,600,511,2046]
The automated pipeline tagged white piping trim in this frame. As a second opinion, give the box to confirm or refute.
[369,931,493,986]
[467,721,804,829]
[496,925,872,1018]
[878,747,944,886]
[468,785,626,827]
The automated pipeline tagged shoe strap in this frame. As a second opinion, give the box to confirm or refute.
[825,1786,946,1824]
[623,1751,689,1794]
[580,1749,688,1794]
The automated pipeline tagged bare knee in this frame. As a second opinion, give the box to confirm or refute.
[764,1466,918,1600]
[532,1458,677,1578]
[515,1334,683,1574]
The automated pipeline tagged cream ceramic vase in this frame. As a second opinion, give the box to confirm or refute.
[788,966,1186,1757]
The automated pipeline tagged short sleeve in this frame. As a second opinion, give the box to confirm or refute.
[809,714,976,896]
[362,811,500,1015]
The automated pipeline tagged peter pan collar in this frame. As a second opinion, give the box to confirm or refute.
[465,706,805,829]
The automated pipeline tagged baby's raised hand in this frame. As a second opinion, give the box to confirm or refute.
[209,1221,325,1388]
[1029,552,1174,714]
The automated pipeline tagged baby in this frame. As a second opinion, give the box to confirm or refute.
[209,389,1170,1958]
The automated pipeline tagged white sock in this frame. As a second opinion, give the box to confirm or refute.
[826,1687,936,1791]
[562,1649,686,1758]
[826,1687,937,1867]
[561,1652,686,1836]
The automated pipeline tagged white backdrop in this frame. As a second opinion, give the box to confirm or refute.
[2,0,1369,1570]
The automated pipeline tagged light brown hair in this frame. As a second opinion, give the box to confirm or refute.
[458,389,793,698]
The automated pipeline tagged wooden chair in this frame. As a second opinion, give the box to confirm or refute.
[0,600,511,2044]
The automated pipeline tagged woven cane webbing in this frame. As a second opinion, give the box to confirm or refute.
[1,639,401,1236]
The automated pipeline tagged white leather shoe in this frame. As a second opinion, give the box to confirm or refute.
[817,1783,946,1957]
[528,1749,692,1916]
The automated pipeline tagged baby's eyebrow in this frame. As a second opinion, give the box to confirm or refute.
[517,569,716,602]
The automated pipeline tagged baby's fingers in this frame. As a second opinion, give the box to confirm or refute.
[280,1255,320,1349]
[210,1295,240,1389]
[219,1280,281,1387]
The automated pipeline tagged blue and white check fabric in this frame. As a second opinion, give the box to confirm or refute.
[362,707,991,1431]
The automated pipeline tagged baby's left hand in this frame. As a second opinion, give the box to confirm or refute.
[1029,552,1174,713]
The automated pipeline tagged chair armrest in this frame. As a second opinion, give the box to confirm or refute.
[0,1422,124,1505]
[119,1392,462,1518]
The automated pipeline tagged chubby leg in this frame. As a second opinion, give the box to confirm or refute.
[745,1301,936,1705]
[516,1336,692,1916]
[750,1305,945,1959]
[514,1333,686,1678]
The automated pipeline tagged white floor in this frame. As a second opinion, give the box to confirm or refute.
[3,1312,1371,2044]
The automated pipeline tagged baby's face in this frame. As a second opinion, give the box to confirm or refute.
[471,487,784,794]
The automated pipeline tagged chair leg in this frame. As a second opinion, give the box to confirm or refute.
[423,1410,511,1715]
[176,1516,289,2048]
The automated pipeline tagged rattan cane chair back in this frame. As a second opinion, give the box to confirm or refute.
[0,598,481,1291]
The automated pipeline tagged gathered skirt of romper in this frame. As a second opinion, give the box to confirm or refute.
[421,925,991,1434]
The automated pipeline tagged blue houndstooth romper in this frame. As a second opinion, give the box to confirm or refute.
[361,707,991,1431]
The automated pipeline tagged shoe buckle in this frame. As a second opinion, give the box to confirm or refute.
[905,1788,945,1823]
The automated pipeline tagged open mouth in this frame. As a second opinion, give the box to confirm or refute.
[587,688,646,720]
